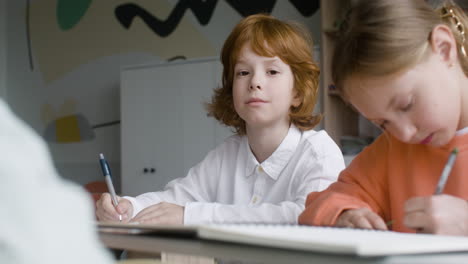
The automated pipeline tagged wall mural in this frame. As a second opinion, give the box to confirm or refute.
[42,99,120,143]
[27,0,318,143]
[114,0,319,37]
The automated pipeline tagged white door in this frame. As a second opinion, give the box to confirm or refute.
[121,58,232,196]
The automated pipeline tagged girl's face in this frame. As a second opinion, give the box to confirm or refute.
[232,44,299,131]
[346,52,462,147]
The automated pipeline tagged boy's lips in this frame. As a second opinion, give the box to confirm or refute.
[246,98,267,104]
[420,134,433,144]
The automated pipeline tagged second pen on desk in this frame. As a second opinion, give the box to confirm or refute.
[99,153,122,222]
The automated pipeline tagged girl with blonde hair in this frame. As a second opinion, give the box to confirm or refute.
[300,0,468,235]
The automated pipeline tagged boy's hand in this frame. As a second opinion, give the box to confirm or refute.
[404,194,468,235]
[336,208,388,230]
[95,193,133,222]
[131,202,184,225]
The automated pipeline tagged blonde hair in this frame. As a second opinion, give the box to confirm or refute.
[332,0,468,99]
[206,14,321,135]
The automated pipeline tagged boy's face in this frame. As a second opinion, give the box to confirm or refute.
[346,51,462,147]
[232,44,299,132]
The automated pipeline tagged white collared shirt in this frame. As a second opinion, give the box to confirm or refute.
[125,125,344,225]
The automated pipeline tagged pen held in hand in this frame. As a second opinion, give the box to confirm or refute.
[99,153,122,222]
[434,148,458,195]
[385,148,459,230]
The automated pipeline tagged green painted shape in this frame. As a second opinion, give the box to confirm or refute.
[56,0,93,31]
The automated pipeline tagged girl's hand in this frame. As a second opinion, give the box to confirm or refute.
[95,193,133,222]
[131,202,184,225]
[404,194,468,235]
[336,208,388,230]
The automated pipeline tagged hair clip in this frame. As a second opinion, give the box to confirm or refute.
[441,7,467,57]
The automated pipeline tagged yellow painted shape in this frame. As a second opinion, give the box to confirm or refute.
[56,115,81,142]
[41,98,77,125]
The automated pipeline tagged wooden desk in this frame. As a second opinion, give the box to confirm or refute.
[99,232,468,264]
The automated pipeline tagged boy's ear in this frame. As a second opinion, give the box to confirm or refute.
[291,92,302,107]
[430,25,458,65]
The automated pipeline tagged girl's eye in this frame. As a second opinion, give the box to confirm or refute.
[401,98,413,112]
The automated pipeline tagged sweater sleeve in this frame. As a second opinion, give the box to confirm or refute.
[298,134,391,226]
[0,100,114,264]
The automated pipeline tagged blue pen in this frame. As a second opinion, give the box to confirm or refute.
[99,153,122,221]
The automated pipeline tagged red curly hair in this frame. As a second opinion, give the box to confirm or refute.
[206,14,321,135]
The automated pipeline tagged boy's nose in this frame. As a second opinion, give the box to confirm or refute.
[249,83,261,90]
[249,73,263,90]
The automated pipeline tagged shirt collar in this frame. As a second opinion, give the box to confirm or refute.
[244,125,302,180]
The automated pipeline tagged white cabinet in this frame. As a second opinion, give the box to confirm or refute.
[121,58,232,196]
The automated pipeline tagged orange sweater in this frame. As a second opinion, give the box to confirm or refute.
[299,132,468,233]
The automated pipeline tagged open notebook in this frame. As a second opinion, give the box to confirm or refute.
[98,223,468,257]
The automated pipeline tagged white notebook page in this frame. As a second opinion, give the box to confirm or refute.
[197,224,468,257]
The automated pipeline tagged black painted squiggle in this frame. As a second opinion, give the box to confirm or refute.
[225,0,276,17]
[115,0,217,37]
[289,0,319,17]
[114,0,319,38]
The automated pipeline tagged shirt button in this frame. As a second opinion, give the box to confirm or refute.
[258,166,264,173]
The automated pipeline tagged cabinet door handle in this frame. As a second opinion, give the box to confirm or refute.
[143,168,148,173]
[150,168,156,173]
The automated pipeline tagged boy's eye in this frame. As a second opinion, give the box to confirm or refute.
[237,71,249,76]
[268,70,279,75]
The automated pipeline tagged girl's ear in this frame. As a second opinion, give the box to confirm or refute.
[430,25,458,66]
